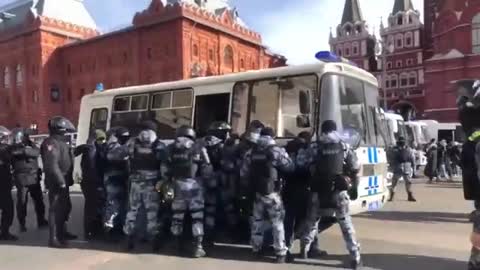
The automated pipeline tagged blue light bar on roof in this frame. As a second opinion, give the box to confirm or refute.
[314,51,358,67]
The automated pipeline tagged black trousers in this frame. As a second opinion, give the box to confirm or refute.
[81,182,105,237]
[16,183,46,226]
[0,187,14,233]
[48,187,71,239]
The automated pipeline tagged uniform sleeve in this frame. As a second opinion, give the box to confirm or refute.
[344,144,360,175]
[106,144,129,162]
[272,146,294,173]
[9,146,25,158]
[41,141,66,188]
[476,142,480,181]
[74,144,88,157]
[239,150,251,180]
[24,145,40,159]
[199,146,214,179]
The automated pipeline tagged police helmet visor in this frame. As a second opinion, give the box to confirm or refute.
[339,128,361,149]
[49,117,76,133]
[0,126,11,137]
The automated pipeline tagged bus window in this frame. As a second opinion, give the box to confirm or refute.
[131,95,149,111]
[150,89,193,138]
[340,77,368,145]
[114,96,130,112]
[231,82,249,135]
[232,75,317,137]
[89,108,108,134]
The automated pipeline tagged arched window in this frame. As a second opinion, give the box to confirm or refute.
[400,73,408,87]
[390,74,398,88]
[397,14,403,25]
[345,25,352,36]
[224,45,234,70]
[16,64,23,86]
[4,67,10,88]
[352,42,359,55]
[336,44,343,56]
[472,14,480,54]
[344,43,351,57]
[240,58,245,69]
[396,34,404,49]
[405,32,413,47]
[193,44,199,57]
[355,25,362,34]
[409,72,417,86]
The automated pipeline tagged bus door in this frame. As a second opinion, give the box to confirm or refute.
[194,93,230,137]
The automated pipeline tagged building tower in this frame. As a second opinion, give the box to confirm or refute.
[379,0,424,120]
[330,0,377,71]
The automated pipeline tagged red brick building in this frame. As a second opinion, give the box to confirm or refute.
[0,0,285,132]
[331,0,426,120]
[423,0,480,122]
[378,0,425,120]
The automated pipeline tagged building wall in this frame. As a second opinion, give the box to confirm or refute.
[424,0,480,122]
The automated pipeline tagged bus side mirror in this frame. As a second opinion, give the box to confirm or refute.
[299,90,311,114]
[296,115,311,128]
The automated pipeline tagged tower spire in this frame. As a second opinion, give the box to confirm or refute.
[392,0,414,15]
[341,0,364,25]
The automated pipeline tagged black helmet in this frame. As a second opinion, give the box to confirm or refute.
[248,120,265,130]
[11,128,27,145]
[140,120,159,133]
[48,116,76,135]
[208,121,231,131]
[176,125,196,140]
[0,126,10,143]
[115,126,130,145]
[321,120,337,134]
[207,121,231,141]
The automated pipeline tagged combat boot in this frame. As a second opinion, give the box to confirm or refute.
[388,191,395,202]
[48,223,66,248]
[275,255,286,264]
[0,230,18,241]
[126,235,135,251]
[63,225,78,240]
[20,224,27,232]
[350,258,363,269]
[286,251,295,263]
[152,234,166,252]
[299,245,309,259]
[407,192,417,202]
[192,236,206,258]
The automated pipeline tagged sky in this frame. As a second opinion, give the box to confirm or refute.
[0,0,423,64]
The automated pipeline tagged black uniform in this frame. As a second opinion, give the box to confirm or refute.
[41,117,76,248]
[0,142,15,240]
[10,138,47,231]
[74,137,106,239]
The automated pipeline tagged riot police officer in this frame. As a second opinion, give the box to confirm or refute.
[74,129,107,240]
[103,127,130,239]
[240,127,293,264]
[389,136,417,202]
[124,121,166,251]
[168,125,211,258]
[10,128,48,232]
[40,116,77,248]
[202,121,236,241]
[0,126,17,241]
[300,120,362,269]
[454,79,480,270]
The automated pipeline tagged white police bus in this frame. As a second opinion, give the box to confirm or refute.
[75,52,389,214]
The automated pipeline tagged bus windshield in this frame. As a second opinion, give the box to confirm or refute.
[231,74,318,137]
[319,74,381,146]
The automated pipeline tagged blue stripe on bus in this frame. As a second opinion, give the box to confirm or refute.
[368,147,373,163]
[373,147,378,163]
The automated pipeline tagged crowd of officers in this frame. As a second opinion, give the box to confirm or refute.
[0,116,364,269]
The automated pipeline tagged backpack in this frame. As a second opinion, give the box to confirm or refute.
[250,145,277,195]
